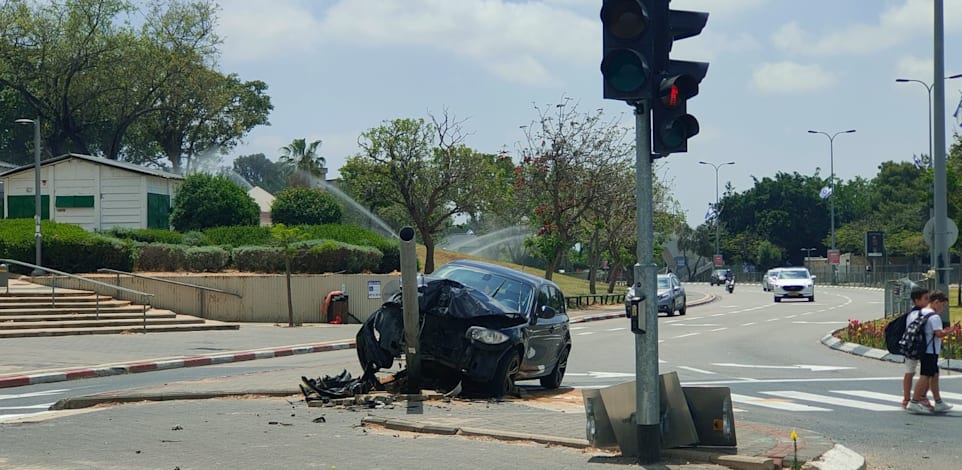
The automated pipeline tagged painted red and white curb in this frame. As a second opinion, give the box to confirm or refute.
[0,341,356,389]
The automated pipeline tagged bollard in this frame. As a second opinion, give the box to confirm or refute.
[0,263,8,294]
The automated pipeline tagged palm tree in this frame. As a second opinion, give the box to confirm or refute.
[279,138,326,187]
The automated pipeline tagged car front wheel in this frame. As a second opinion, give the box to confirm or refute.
[485,351,521,398]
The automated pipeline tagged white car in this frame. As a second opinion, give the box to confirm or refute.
[761,268,784,292]
[771,268,815,302]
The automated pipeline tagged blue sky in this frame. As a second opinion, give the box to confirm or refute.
[214,0,962,228]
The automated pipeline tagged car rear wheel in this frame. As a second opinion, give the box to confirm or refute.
[539,344,570,389]
[808,296,815,302]
[678,300,687,315]
[774,296,781,303]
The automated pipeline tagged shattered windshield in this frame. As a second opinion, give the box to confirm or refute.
[431,266,534,314]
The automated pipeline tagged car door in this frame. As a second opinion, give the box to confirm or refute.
[520,285,568,377]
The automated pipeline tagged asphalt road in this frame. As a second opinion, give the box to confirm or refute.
[566,283,962,470]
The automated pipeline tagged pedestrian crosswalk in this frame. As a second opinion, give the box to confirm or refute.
[730,390,962,413]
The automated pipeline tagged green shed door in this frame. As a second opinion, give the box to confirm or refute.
[7,195,50,219]
[147,193,171,229]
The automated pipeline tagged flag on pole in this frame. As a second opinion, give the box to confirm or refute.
[705,205,716,221]
[819,186,833,199]
[913,155,923,169]
[954,93,962,127]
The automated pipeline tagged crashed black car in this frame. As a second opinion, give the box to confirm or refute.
[356,260,571,397]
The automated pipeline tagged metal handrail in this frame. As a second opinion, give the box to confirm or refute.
[1,259,154,331]
[97,268,242,318]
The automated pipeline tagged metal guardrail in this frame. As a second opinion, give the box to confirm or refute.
[1,259,154,331]
[97,269,242,319]
[566,293,626,310]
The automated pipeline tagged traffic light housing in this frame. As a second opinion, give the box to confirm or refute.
[651,9,709,155]
[600,0,667,102]
[652,60,708,154]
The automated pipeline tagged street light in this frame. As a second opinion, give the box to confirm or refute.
[800,248,816,269]
[895,73,962,272]
[698,160,735,263]
[14,118,43,275]
[807,129,856,284]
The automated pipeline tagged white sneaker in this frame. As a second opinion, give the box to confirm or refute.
[905,401,928,414]
[933,401,953,413]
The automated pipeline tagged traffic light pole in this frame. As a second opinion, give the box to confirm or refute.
[633,101,660,464]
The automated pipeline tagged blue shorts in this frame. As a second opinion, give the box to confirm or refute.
[920,353,939,377]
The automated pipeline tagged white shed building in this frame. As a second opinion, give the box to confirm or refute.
[0,153,183,231]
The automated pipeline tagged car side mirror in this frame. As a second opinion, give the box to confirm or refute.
[539,305,557,319]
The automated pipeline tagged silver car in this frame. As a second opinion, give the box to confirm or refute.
[761,268,784,292]
[771,267,815,302]
[625,273,687,316]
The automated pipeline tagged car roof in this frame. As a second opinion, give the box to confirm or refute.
[436,259,560,289]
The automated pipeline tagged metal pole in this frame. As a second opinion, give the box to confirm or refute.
[32,118,42,275]
[698,161,734,262]
[932,0,950,305]
[399,226,421,394]
[14,118,43,275]
[807,129,854,284]
[633,102,659,464]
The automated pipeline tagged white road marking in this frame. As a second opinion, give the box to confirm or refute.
[792,321,848,325]
[606,327,627,332]
[668,323,721,327]
[0,389,69,400]
[742,322,757,326]
[710,327,728,332]
[730,393,831,412]
[762,391,899,411]
[711,363,855,372]
[832,390,902,404]
[0,403,54,410]
[577,332,595,336]
[676,366,716,375]
[672,333,701,339]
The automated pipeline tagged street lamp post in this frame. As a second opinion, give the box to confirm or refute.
[14,118,43,275]
[895,74,962,272]
[807,129,855,284]
[800,248,816,269]
[698,161,735,263]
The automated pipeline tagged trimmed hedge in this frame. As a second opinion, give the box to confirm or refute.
[0,220,133,273]
[232,245,286,272]
[297,224,399,273]
[134,243,187,272]
[104,227,184,245]
[203,226,271,247]
[184,246,230,272]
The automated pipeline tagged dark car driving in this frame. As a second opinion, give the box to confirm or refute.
[710,268,731,286]
[426,260,572,396]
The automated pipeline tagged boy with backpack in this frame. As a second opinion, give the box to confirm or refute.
[892,287,929,408]
[905,290,954,414]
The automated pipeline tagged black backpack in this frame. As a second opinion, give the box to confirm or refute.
[898,312,936,359]
[884,308,918,355]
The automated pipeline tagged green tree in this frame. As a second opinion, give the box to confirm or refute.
[514,99,634,280]
[0,0,271,170]
[720,172,829,266]
[344,112,498,273]
[232,153,286,194]
[279,138,325,187]
[271,223,307,327]
[170,173,259,231]
[271,187,343,226]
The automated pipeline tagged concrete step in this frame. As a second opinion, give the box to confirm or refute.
[0,306,149,315]
[0,294,114,302]
[0,300,132,309]
[0,312,178,323]
[0,317,240,338]
[0,316,205,330]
